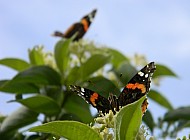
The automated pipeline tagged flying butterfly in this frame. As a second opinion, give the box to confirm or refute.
[52,9,97,41]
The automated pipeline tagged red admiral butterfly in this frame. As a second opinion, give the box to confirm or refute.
[70,62,156,115]
[52,9,97,41]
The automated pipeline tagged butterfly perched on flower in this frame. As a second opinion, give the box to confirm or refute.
[70,62,156,115]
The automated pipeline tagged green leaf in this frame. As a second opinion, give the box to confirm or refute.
[163,107,190,122]
[11,66,61,86]
[153,64,177,78]
[42,86,63,106]
[0,66,61,94]
[0,80,39,94]
[142,110,155,133]
[115,96,146,140]
[30,121,102,140]
[15,95,61,116]
[64,95,93,123]
[0,80,8,87]
[87,76,120,97]
[0,106,38,135]
[54,39,71,74]
[66,66,80,85]
[148,90,173,110]
[78,54,110,80]
[108,48,129,68]
[29,46,45,65]
[0,58,30,71]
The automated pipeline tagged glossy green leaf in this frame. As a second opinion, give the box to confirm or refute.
[64,95,93,123]
[29,46,45,65]
[108,48,129,68]
[0,79,39,94]
[54,39,71,74]
[30,121,102,140]
[148,90,173,110]
[153,64,177,78]
[142,110,155,133]
[115,96,146,140]
[15,95,61,116]
[11,66,61,86]
[78,54,110,80]
[0,106,38,135]
[87,76,120,97]
[163,107,190,121]
[0,66,61,94]
[0,58,30,71]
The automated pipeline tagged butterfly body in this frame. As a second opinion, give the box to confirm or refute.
[70,62,156,115]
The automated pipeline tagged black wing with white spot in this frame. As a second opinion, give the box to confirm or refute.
[69,85,111,114]
[118,62,156,112]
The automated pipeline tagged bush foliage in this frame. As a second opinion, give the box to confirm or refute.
[0,39,185,140]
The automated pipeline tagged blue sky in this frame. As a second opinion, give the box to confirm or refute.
[1,0,190,138]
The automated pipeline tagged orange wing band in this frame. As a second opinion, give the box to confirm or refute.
[126,83,146,93]
[90,93,99,106]
[81,19,89,32]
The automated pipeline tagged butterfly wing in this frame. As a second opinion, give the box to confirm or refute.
[70,85,111,114]
[118,62,156,113]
